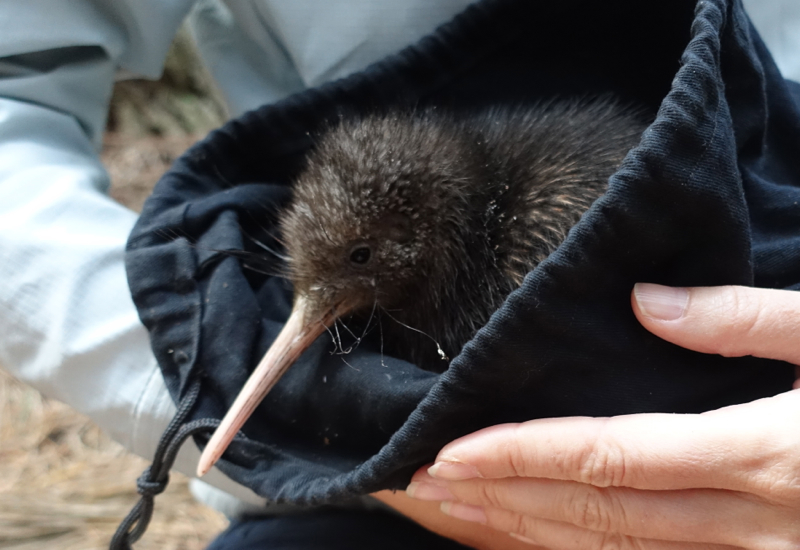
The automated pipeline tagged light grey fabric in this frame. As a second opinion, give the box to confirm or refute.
[743,0,800,83]
[187,0,476,117]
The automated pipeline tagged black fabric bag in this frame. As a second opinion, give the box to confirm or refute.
[126,0,799,512]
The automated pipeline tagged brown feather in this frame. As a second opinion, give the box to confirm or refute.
[279,97,649,371]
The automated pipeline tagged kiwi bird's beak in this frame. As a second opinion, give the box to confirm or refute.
[197,294,339,477]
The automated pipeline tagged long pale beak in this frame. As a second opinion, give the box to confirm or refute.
[196,295,338,477]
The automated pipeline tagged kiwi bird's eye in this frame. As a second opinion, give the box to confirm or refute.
[349,244,372,266]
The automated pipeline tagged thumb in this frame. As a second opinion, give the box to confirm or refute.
[632,283,800,366]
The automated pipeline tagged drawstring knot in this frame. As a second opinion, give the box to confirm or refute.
[110,380,219,550]
[136,468,168,497]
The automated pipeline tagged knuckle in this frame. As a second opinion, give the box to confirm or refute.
[506,513,529,539]
[714,286,763,357]
[569,486,615,532]
[505,427,532,477]
[473,480,505,509]
[579,430,628,487]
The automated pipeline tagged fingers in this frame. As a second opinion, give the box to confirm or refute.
[632,284,800,366]
[444,503,741,550]
[372,489,544,550]
[409,470,781,547]
[429,415,729,490]
[400,283,800,548]
[427,391,800,493]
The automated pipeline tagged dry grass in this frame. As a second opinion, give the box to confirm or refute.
[103,133,203,212]
[0,132,229,549]
[0,370,228,550]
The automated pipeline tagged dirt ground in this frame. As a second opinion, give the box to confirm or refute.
[0,132,230,550]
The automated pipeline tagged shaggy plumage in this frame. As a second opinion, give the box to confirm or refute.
[280,98,648,371]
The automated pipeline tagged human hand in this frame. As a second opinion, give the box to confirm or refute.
[405,284,800,549]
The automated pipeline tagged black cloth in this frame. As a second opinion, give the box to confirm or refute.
[206,510,472,550]
[126,0,800,508]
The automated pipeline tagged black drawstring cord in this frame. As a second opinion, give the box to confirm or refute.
[110,380,218,550]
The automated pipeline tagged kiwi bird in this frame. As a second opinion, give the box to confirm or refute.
[197,97,648,476]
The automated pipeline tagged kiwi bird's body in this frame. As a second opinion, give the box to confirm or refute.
[281,98,648,371]
[197,97,649,476]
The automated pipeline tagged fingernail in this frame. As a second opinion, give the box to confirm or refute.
[633,283,689,321]
[428,461,480,481]
[406,482,455,501]
[440,501,487,523]
[509,532,537,545]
